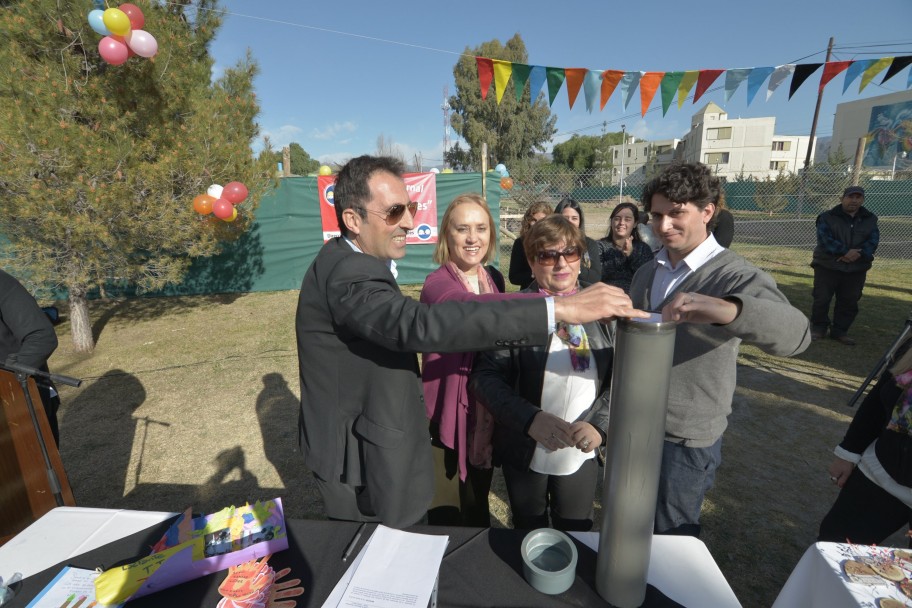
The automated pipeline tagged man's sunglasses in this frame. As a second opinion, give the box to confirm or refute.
[535,247,582,266]
[365,201,419,225]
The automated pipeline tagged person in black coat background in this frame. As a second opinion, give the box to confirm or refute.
[0,269,60,444]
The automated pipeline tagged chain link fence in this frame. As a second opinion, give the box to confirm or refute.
[497,166,912,273]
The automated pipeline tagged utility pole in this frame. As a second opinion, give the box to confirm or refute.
[282,146,291,177]
[798,37,834,216]
[805,37,834,172]
[619,124,626,202]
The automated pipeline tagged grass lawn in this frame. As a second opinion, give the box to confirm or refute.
[45,243,911,608]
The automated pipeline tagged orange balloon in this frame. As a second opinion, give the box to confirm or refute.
[500,176,514,190]
[193,194,215,214]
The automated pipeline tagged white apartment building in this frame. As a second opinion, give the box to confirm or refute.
[674,102,815,180]
[606,137,681,186]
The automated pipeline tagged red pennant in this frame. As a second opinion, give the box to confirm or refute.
[600,70,624,110]
[564,68,587,109]
[819,60,853,92]
[476,57,494,100]
[693,69,725,104]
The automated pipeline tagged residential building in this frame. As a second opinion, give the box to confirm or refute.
[674,102,815,180]
[606,137,681,186]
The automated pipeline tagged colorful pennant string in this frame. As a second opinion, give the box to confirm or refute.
[473,55,912,115]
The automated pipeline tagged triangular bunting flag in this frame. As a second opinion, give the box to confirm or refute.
[767,64,795,100]
[583,70,601,113]
[677,71,699,107]
[860,57,892,91]
[843,59,874,93]
[746,67,774,105]
[693,69,724,104]
[880,55,912,85]
[660,72,685,116]
[529,65,547,103]
[512,63,532,101]
[492,59,513,104]
[789,63,822,99]
[724,68,752,102]
[476,57,494,100]
[546,67,566,106]
[639,72,664,117]
[819,61,853,93]
[620,71,642,110]
[600,70,624,110]
[565,68,587,110]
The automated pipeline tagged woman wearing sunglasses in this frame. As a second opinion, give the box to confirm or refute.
[469,215,614,531]
[420,193,518,527]
[554,197,602,287]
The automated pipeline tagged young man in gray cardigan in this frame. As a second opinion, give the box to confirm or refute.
[630,163,811,536]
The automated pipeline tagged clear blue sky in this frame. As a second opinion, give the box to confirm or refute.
[207,0,912,167]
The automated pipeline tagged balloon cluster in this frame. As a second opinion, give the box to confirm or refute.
[493,164,513,190]
[192,182,249,223]
[88,3,158,66]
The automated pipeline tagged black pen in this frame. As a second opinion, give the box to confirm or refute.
[341,522,367,562]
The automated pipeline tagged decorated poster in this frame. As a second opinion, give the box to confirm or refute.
[93,499,288,605]
[317,172,438,244]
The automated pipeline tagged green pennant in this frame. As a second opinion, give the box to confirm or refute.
[512,63,532,101]
[660,72,684,116]
[546,67,566,106]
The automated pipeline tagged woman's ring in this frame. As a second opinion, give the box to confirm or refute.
[687,294,695,304]
[830,476,838,483]
[582,440,591,449]
[550,432,555,439]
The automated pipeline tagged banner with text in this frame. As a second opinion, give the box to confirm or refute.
[318,172,438,244]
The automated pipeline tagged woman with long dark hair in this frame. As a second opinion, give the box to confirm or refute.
[598,202,654,293]
[553,197,601,286]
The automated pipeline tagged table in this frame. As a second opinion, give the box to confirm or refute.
[773,542,912,607]
[1,507,740,607]
[0,506,174,579]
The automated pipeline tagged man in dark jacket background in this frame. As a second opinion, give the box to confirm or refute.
[0,269,60,444]
[810,186,879,346]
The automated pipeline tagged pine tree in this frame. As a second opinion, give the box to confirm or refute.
[0,0,272,351]
[449,34,557,172]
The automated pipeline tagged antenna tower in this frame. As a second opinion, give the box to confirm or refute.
[441,85,451,167]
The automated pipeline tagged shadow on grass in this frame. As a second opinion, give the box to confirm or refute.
[59,368,321,519]
[86,293,247,345]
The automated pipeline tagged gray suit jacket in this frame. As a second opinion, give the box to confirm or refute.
[296,238,549,528]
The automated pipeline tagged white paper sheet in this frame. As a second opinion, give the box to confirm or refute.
[322,526,448,608]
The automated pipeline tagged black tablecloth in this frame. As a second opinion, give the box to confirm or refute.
[8,518,682,607]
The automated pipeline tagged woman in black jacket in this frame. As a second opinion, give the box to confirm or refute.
[819,337,912,544]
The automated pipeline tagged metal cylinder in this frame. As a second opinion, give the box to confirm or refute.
[596,317,676,608]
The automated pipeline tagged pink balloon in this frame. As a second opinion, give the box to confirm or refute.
[212,198,234,220]
[98,36,129,66]
[125,29,157,58]
[118,3,145,30]
[222,182,249,205]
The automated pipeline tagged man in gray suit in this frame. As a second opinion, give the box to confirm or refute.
[296,155,646,528]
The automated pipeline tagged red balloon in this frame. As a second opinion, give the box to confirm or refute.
[212,198,234,219]
[193,194,215,215]
[500,176,514,191]
[222,181,249,205]
[118,3,145,30]
[113,34,136,58]
[98,36,129,66]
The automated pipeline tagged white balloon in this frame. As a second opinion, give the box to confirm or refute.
[429,167,440,174]
[207,184,224,199]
